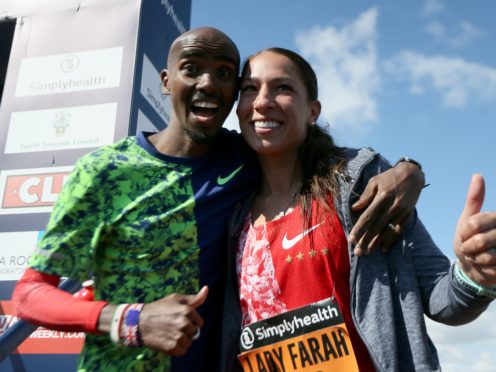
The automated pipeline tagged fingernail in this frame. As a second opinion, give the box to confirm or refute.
[354,247,362,256]
[348,234,356,244]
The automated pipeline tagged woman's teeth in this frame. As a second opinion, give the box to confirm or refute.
[254,121,280,128]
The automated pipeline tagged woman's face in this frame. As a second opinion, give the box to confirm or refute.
[236,51,320,157]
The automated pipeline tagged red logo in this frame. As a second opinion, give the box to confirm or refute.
[0,168,72,212]
[0,301,84,354]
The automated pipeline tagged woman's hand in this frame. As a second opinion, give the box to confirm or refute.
[454,174,496,287]
[349,161,425,256]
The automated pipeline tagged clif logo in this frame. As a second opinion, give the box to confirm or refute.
[0,167,73,214]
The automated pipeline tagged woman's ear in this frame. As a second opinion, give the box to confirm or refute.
[309,99,321,125]
[160,69,170,95]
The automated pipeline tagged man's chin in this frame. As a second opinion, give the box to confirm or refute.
[186,127,219,145]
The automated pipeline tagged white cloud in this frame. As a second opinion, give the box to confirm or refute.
[426,20,446,41]
[426,302,496,371]
[290,5,493,141]
[452,21,484,46]
[294,7,380,135]
[385,51,496,107]
[426,20,484,47]
[422,0,445,15]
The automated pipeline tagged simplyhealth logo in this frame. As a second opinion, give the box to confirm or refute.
[240,298,343,352]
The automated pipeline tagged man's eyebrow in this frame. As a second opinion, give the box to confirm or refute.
[217,54,238,66]
[179,49,238,65]
[180,49,207,59]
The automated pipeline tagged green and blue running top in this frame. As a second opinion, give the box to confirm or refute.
[29,129,259,371]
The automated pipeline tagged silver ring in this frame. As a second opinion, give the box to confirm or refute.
[192,327,200,341]
[388,223,396,231]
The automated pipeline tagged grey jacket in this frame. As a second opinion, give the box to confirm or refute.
[220,147,493,372]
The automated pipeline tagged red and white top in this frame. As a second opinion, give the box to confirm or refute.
[237,199,375,371]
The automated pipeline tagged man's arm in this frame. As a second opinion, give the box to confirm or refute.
[349,159,425,256]
[13,268,208,356]
[96,287,208,356]
[12,268,107,332]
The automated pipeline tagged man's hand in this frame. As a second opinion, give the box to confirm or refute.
[455,174,496,287]
[138,286,208,356]
[349,161,424,256]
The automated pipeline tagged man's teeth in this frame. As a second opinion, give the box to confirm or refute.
[254,121,280,128]
[193,101,218,109]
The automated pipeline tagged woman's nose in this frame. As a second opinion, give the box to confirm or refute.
[253,87,273,110]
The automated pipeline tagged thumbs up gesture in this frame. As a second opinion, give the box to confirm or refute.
[139,286,209,356]
[454,174,496,287]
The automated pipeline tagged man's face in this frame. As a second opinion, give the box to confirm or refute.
[162,28,240,145]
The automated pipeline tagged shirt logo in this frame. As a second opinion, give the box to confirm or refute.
[282,223,323,250]
[217,164,244,186]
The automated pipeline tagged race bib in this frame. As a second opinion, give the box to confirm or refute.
[238,298,359,372]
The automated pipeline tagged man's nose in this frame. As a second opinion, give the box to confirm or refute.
[196,72,215,91]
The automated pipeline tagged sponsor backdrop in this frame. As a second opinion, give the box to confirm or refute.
[0,1,191,370]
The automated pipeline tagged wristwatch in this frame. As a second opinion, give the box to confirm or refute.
[394,157,422,171]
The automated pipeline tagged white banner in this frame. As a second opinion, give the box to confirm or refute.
[15,47,123,97]
[0,231,40,281]
[5,103,117,154]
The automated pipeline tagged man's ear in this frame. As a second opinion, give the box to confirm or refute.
[160,69,170,95]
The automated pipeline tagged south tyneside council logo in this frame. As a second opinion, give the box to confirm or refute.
[52,111,70,137]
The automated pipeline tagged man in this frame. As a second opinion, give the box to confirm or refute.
[12,27,424,371]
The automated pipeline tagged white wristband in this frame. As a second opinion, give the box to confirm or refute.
[110,304,129,344]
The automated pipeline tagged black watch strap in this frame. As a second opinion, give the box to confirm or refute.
[395,157,422,171]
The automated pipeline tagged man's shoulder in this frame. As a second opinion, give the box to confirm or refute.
[75,136,142,172]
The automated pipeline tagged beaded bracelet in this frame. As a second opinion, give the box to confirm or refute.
[454,261,496,299]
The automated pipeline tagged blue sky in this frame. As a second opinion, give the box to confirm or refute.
[191,0,496,370]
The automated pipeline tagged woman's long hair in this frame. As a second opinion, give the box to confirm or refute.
[242,47,347,224]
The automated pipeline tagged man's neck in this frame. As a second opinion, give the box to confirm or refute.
[148,126,213,157]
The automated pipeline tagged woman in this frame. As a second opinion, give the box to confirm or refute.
[221,48,496,371]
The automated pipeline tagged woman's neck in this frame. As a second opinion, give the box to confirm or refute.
[258,151,301,193]
[252,153,302,226]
